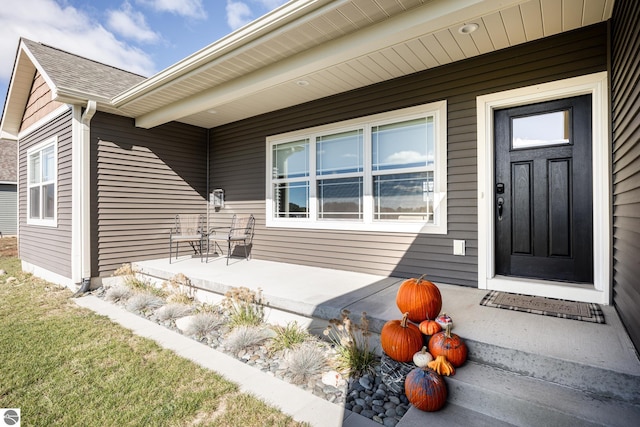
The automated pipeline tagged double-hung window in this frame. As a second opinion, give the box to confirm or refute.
[267,101,447,233]
[27,138,57,226]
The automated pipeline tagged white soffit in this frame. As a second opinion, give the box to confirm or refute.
[115,0,614,129]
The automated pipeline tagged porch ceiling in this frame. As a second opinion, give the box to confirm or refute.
[114,0,614,130]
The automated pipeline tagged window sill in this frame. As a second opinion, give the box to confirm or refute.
[266,219,446,234]
[26,219,57,228]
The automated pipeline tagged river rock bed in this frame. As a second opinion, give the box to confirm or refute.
[91,286,411,426]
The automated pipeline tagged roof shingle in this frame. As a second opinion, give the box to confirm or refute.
[22,39,147,101]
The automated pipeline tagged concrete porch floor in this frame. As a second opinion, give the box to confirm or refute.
[134,254,640,380]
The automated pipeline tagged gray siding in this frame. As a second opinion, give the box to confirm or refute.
[209,24,607,286]
[0,184,17,236]
[611,0,640,352]
[18,109,73,278]
[91,112,207,277]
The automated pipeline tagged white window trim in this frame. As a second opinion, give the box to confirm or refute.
[266,102,447,234]
[26,136,58,227]
[477,72,610,305]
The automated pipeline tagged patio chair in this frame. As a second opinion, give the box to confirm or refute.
[204,214,255,264]
[169,214,204,263]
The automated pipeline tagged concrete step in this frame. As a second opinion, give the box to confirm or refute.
[397,402,517,427]
[423,361,640,427]
[466,339,640,405]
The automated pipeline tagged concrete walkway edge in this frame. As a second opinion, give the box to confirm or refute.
[73,295,379,427]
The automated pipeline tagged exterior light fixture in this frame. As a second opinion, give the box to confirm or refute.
[458,23,479,34]
[296,80,309,86]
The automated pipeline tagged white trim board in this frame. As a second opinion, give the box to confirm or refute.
[21,260,74,290]
[476,72,610,305]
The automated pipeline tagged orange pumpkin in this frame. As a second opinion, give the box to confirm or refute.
[381,312,423,363]
[428,325,468,368]
[396,275,442,323]
[419,319,442,336]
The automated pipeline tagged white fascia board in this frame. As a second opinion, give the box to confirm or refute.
[0,47,37,138]
[53,87,111,106]
[133,0,521,129]
[113,0,336,106]
[20,41,58,97]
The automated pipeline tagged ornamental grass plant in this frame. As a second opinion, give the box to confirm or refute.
[221,286,265,328]
[270,321,311,353]
[323,309,377,378]
[284,340,327,385]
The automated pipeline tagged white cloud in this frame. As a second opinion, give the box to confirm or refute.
[255,0,288,10]
[137,0,206,19]
[225,0,288,30]
[107,1,161,44]
[226,0,253,30]
[0,0,157,82]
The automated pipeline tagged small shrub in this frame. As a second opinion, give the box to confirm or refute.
[164,273,196,304]
[156,303,193,322]
[270,321,310,353]
[184,312,224,338]
[126,292,165,314]
[284,340,326,385]
[323,309,377,377]
[225,326,272,354]
[104,286,131,303]
[221,287,265,328]
[113,263,166,297]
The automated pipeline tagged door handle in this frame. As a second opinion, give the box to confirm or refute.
[497,197,504,221]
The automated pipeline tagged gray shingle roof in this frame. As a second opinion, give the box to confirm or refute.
[22,39,147,101]
[0,139,17,182]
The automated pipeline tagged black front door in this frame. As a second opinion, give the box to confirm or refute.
[494,95,593,283]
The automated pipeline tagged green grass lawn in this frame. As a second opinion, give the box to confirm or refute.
[0,251,307,427]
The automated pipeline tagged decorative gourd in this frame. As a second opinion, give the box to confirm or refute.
[381,312,423,363]
[427,355,455,376]
[435,313,453,329]
[412,346,433,368]
[404,367,448,412]
[428,324,468,368]
[419,319,442,336]
[396,275,442,323]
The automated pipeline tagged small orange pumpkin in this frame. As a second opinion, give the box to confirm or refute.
[381,312,423,363]
[419,319,442,336]
[428,324,468,368]
[396,274,442,323]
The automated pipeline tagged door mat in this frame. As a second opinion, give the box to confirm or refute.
[480,291,605,323]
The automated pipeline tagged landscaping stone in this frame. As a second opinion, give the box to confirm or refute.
[94,284,412,426]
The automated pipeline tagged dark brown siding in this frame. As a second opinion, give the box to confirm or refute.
[611,0,640,352]
[18,108,73,278]
[91,112,207,277]
[210,24,608,286]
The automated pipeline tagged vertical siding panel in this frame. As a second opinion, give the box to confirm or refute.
[18,109,73,278]
[611,0,640,352]
[210,24,607,286]
[91,112,207,277]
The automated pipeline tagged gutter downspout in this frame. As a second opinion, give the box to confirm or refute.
[73,100,96,297]
[206,128,210,231]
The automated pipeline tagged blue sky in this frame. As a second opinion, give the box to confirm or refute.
[0,0,288,114]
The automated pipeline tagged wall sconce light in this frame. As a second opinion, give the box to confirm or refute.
[211,189,224,208]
